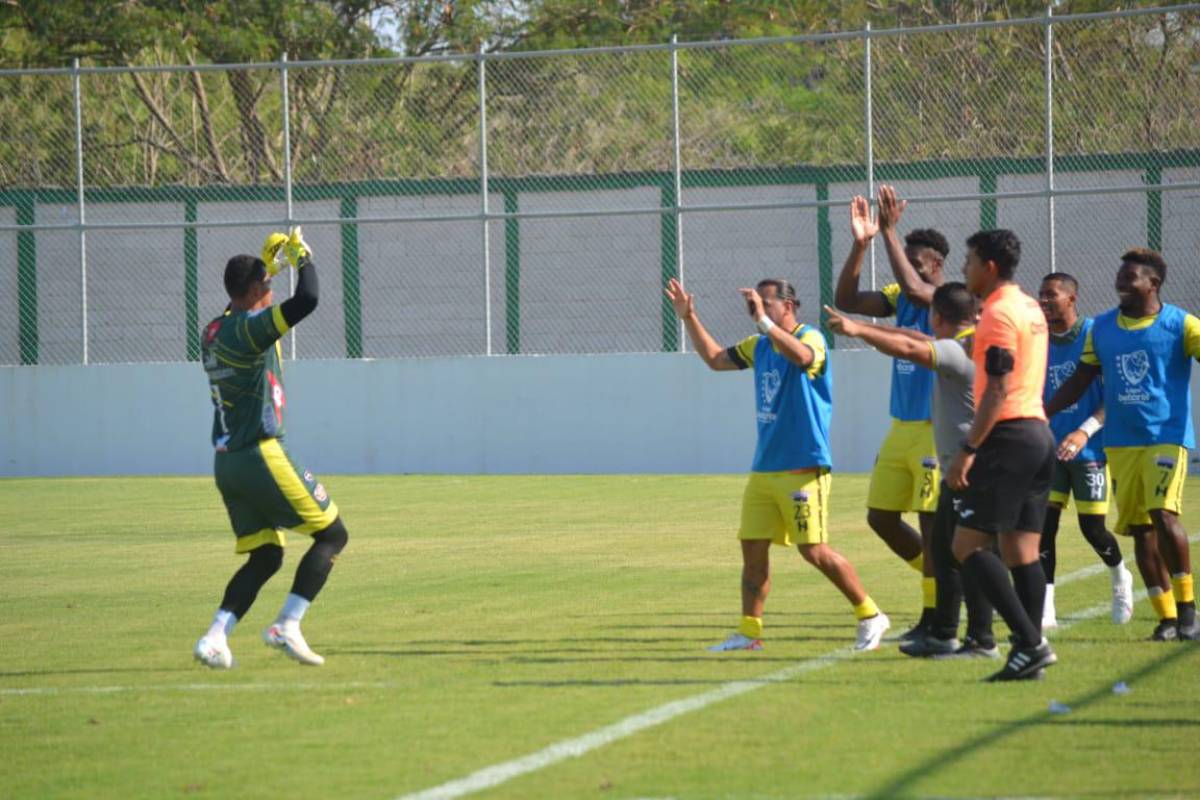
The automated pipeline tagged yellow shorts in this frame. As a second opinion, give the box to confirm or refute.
[1107,445,1188,535]
[739,469,831,547]
[867,419,940,513]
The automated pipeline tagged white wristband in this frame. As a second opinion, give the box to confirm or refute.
[756,316,776,334]
[1078,415,1102,438]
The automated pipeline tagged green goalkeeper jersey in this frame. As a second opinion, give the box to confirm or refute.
[201,305,291,452]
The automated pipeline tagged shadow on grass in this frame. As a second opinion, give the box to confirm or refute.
[863,644,1200,799]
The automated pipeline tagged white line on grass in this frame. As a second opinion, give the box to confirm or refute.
[394,550,1172,800]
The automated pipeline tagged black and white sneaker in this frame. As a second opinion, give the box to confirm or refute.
[899,632,959,658]
[985,638,1056,682]
[895,610,933,643]
[934,635,1001,660]
[1150,619,1180,642]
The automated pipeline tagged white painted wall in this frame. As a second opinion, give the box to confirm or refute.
[5,348,1200,478]
[0,350,896,477]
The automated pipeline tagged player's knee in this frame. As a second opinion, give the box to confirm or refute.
[866,508,897,534]
[1078,515,1107,539]
[797,544,827,567]
[248,543,284,577]
[314,517,348,554]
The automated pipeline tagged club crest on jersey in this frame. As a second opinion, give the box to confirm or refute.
[761,369,782,406]
[313,483,328,503]
[266,369,286,425]
[1116,349,1151,404]
[204,319,222,345]
[1048,360,1076,390]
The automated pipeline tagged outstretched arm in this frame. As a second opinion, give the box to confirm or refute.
[1045,363,1101,417]
[877,185,934,307]
[824,305,934,370]
[665,278,739,371]
[834,196,892,317]
[279,256,318,327]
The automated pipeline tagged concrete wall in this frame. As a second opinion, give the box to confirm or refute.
[1,349,896,477]
[6,347,1200,478]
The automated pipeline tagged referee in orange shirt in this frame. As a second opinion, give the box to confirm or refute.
[944,230,1057,681]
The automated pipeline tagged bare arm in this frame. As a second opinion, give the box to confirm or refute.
[824,305,934,370]
[834,196,892,317]
[665,278,739,371]
[1045,363,1101,417]
[877,185,935,307]
[740,288,814,369]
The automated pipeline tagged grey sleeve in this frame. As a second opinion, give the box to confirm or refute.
[931,339,972,380]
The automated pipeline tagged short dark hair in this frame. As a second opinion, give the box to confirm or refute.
[1042,272,1079,294]
[224,255,267,299]
[905,228,949,259]
[966,229,1021,279]
[756,278,798,306]
[1121,248,1167,285]
[931,281,975,325]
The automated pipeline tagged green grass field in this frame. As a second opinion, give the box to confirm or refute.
[2,474,1198,800]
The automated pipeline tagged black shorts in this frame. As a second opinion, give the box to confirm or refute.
[956,418,1055,535]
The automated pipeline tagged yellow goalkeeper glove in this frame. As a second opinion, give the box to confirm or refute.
[261,232,289,277]
[284,226,312,268]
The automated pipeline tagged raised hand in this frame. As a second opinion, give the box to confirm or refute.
[738,287,765,320]
[664,277,695,319]
[822,304,861,337]
[850,195,878,244]
[877,184,907,231]
[261,232,289,276]
[284,226,312,268]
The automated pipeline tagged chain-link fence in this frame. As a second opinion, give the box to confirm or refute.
[2,5,1199,365]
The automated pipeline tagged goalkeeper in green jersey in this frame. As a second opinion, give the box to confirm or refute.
[193,228,349,669]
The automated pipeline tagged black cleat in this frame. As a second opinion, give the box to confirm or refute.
[1178,621,1200,641]
[896,610,933,643]
[1150,619,1179,641]
[899,633,959,658]
[934,635,1001,660]
[985,639,1057,682]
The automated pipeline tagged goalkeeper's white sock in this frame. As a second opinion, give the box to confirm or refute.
[206,609,236,642]
[276,593,311,627]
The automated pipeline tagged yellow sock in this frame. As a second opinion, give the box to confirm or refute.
[738,615,763,639]
[922,577,937,609]
[1171,573,1194,604]
[853,596,880,621]
[907,554,924,573]
[1149,586,1178,621]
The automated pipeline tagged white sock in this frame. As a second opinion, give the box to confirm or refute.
[1044,583,1056,610]
[277,593,311,626]
[207,609,236,641]
[1110,560,1129,581]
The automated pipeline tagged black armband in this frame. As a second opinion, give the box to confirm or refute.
[726,346,749,370]
[984,345,1014,377]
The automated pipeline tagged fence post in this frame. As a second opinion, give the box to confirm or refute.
[185,196,198,360]
[504,189,520,354]
[280,52,297,359]
[1044,7,1057,272]
[17,193,37,365]
[479,45,493,357]
[340,194,363,358]
[72,58,88,365]
[863,23,876,292]
[670,34,685,353]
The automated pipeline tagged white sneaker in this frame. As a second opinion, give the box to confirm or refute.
[1042,584,1058,630]
[1112,564,1135,624]
[854,612,890,651]
[707,632,763,652]
[194,635,233,669]
[263,622,325,666]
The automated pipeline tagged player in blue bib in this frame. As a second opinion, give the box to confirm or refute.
[665,276,890,652]
[835,186,945,639]
[1037,273,1134,629]
[1047,249,1199,641]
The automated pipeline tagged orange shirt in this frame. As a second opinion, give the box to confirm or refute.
[973,282,1048,422]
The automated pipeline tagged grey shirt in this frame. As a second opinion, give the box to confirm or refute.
[930,335,976,473]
